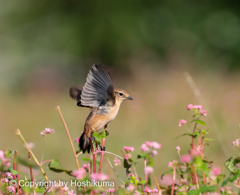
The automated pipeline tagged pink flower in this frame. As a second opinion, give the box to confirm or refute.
[144,166,153,175]
[232,139,239,147]
[193,105,203,110]
[72,168,86,180]
[123,146,135,152]
[134,191,140,195]
[7,186,15,193]
[82,164,91,172]
[127,184,135,191]
[152,188,158,193]
[236,164,239,167]
[187,104,193,110]
[145,141,153,147]
[61,186,69,192]
[75,137,80,143]
[176,146,181,151]
[181,154,192,163]
[144,187,151,193]
[90,173,109,181]
[210,166,221,176]
[151,150,158,156]
[141,143,149,152]
[179,119,187,126]
[106,188,115,193]
[190,148,203,157]
[0,150,4,159]
[168,162,173,167]
[1,178,8,183]
[40,128,55,137]
[128,173,134,177]
[200,110,207,117]
[67,190,76,195]
[113,157,121,166]
[125,153,131,160]
[6,172,13,179]
[151,142,161,149]
[220,187,225,192]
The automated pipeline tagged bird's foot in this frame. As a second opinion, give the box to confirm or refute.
[99,145,106,151]
[104,124,108,130]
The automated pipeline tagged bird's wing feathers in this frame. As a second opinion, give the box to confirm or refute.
[80,64,115,108]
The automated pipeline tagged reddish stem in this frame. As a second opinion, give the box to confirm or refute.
[98,138,105,173]
[13,151,17,195]
[17,161,19,195]
[28,151,34,182]
[171,162,177,195]
[144,159,147,182]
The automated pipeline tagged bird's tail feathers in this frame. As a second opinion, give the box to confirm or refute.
[79,126,94,153]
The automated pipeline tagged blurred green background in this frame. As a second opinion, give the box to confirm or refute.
[1,0,240,188]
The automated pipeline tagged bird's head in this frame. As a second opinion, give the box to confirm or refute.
[114,88,133,103]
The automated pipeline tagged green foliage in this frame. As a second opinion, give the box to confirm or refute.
[48,159,72,176]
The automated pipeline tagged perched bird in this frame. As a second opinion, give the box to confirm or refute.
[69,64,133,153]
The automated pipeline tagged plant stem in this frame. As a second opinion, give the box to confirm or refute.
[171,162,177,195]
[154,176,162,195]
[28,151,33,182]
[144,159,147,182]
[15,129,55,195]
[56,106,80,169]
[98,138,105,173]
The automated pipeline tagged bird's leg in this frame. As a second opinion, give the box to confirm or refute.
[99,124,108,151]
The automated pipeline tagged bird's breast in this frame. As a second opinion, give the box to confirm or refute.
[88,103,121,131]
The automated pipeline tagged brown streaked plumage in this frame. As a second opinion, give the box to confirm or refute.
[69,64,133,153]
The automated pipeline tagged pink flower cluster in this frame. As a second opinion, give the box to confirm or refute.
[210,166,221,176]
[0,151,11,167]
[141,141,161,157]
[113,156,121,166]
[221,186,232,194]
[123,146,135,153]
[82,164,91,172]
[90,173,109,181]
[144,166,153,175]
[72,168,86,180]
[106,188,115,193]
[143,187,158,194]
[181,154,192,163]
[232,139,239,147]
[187,104,207,116]
[40,128,55,137]
[179,119,187,126]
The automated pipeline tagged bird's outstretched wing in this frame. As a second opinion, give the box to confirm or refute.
[79,64,115,108]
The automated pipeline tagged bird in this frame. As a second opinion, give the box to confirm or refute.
[69,64,133,153]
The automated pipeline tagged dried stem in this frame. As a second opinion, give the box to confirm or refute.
[15,129,55,195]
[56,106,80,169]
[28,151,33,182]
[154,176,162,195]
[98,138,105,173]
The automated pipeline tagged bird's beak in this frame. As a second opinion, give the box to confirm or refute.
[127,96,133,100]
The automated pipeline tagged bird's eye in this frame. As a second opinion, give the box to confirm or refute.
[119,93,123,96]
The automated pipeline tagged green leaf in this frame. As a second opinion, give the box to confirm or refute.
[16,157,38,169]
[5,150,13,158]
[147,158,154,167]
[161,169,173,179]
[225,155,240,174]
[194,120,206,126]
[199,185,217,193]
[222,177,230,187]
[82,158,90,161]
[216,174,225,184]
[137,154,147,159]
[176,132,199,139]
[96,161,100,165]
[138,180,147,185]
[48,159,72,176]
[99,131,106,139]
